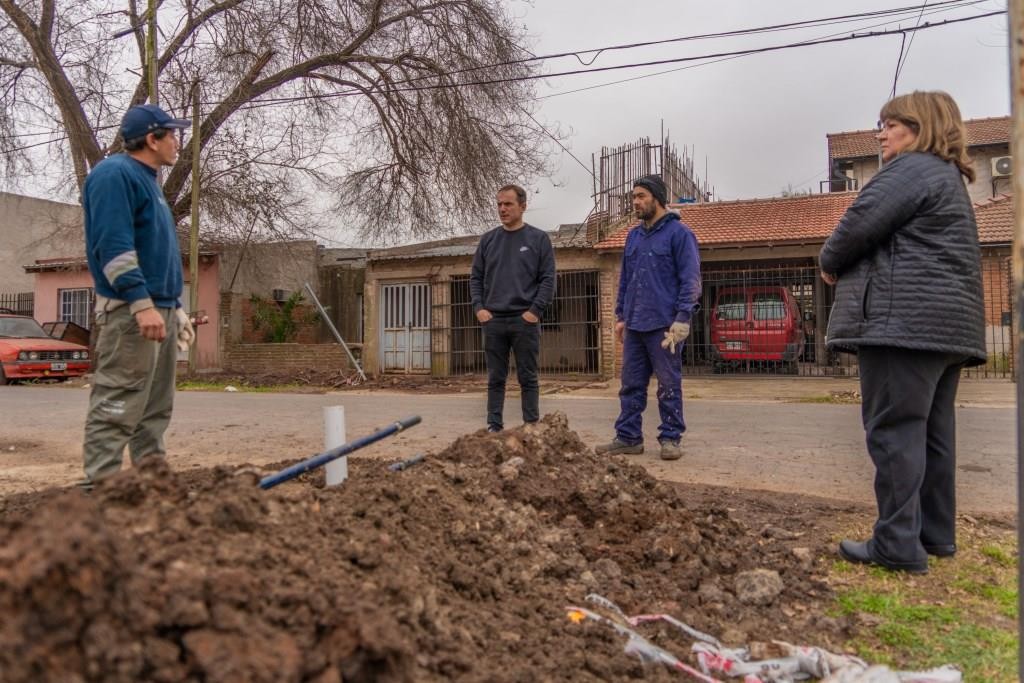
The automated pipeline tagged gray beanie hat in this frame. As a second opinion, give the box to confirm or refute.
[633,174,668,207]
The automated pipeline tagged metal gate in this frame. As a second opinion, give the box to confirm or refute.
[380,282,431,373]
[434,271,601,376]
[686,262,858,377]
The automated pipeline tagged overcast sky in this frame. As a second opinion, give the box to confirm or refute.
[3,1,1010,246]
[511,0,1010,232]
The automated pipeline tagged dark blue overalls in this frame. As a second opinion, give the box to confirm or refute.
[613,213,701,445]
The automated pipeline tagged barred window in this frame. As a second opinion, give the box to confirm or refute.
[59,288,93,329]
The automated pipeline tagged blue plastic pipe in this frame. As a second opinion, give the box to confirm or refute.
[259,415,422,490]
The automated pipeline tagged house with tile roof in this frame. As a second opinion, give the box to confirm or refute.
[826,116,1011,202]
[361,224,600,377]
[593,193,860,378]
[591,190,1014,379]
[359,185,1013,381]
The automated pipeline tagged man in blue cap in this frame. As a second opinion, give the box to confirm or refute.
[79,103,195,487]
[595,174,701,460]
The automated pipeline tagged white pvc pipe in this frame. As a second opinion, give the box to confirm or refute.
[324,405,348,486]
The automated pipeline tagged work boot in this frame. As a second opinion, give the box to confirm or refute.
[594,438,643,455]
[658,439,682,460]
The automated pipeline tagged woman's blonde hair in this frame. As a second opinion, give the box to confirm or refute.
[879,90,975,182]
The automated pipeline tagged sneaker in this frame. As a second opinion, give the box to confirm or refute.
[594,438,643,455]
[658,439,682,460]
[487,425,502,433]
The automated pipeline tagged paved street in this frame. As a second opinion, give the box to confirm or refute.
[0,382,1015,514]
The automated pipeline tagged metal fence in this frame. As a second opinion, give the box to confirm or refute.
[434,270,602,376]
[964,254,1014,380]
[685,262,858,377]
[0,292,33,316]
[402,260,1014,381]
[686,260,1014,380]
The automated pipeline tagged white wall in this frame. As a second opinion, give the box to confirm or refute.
[0,193,84,293]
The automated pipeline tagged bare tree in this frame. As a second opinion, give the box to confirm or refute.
[0,0,557,244]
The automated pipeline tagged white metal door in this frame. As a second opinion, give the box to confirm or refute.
[381,283,431,373]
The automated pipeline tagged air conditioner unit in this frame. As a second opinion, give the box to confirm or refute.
[271,288,289,303]
[991,155,1012,179]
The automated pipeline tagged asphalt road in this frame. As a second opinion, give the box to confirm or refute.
[0,385,1015,514]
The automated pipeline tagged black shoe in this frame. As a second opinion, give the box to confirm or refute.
[923,543,956,558]
[594,438,643,455]
[487,425,502,433]
[838,539,928,574]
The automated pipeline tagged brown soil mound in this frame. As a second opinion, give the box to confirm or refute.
[0,413,844,682]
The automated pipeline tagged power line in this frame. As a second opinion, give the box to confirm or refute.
[519,107,594,179]
[1,1,990,135]
[893,0,931,96]
[236,0,986,110]
[535,0,978,101]
[891,31,909,99]
[2,7,1004,152]
[240,0,985,109]
[237,10,1004,111]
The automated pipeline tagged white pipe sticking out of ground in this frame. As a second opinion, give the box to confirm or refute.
[324,405,348,486]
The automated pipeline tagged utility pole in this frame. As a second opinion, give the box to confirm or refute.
[189,85,201,373]
[1008,2,1023,678]
[147,0,157,106]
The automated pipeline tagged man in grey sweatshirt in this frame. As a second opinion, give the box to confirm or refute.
[470,185,556,432]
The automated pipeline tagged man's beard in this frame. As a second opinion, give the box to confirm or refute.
[636,205,656,222]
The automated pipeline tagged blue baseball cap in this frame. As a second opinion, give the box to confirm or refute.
[120,104,191,141]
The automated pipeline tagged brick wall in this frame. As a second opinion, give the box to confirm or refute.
[222,291,319,347]
[598,259,620,379]
[222,344,352,373]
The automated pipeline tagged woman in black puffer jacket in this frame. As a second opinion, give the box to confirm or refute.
[819,91,986,574]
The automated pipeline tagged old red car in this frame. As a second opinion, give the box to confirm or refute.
[0,313,91,384]
[710,286,805,373]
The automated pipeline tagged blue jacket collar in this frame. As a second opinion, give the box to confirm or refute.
[638,211,678,235]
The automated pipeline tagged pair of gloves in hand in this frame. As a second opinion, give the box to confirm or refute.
[660,321,690,354]
[175,308,195,352]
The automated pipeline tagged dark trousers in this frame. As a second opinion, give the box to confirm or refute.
[858,346,966,567]
[614,328,685,445]
[483,316,540,429]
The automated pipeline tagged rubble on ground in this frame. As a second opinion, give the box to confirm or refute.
[0,413,842,682]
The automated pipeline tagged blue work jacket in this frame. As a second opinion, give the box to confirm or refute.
[615,212,701,332]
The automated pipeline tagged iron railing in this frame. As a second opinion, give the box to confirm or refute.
[433,270,602,376]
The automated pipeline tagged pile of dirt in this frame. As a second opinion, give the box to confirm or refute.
[0,413,845,682]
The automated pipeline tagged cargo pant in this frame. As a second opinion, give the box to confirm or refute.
[614,327,685,445]
[81,305,178,487]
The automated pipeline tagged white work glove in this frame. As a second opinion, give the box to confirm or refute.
[660,321,690,354]
[175,308,195,352]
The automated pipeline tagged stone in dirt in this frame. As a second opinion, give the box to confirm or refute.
[0,413,842,682]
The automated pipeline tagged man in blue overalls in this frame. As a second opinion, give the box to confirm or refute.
[596,175,701,460]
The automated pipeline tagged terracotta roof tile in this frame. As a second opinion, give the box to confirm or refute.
[974,194,1012,245]
[828,116,1010,160]
[368,225,588,262]
[594,193,858,250]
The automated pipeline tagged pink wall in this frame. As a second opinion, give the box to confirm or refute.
[192,256,220,370]
[31,256,222,370]
[33,269,94,323]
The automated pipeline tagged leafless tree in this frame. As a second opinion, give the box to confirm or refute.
[0,0,558,244]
